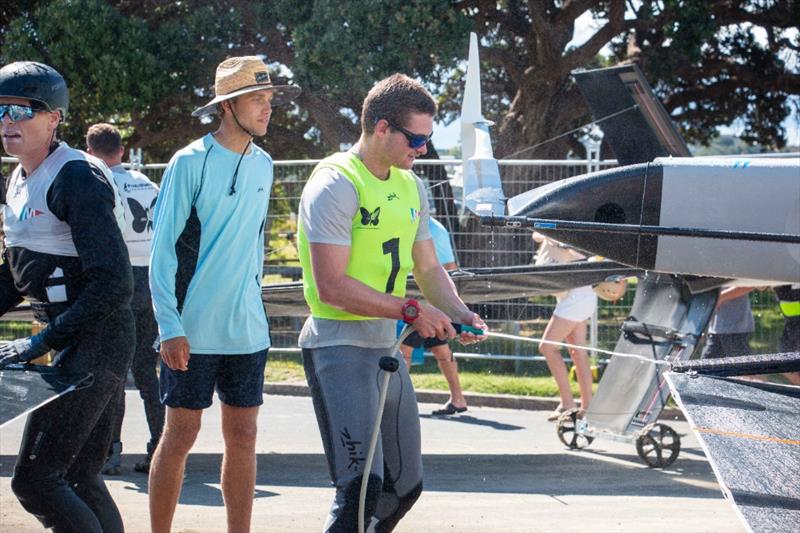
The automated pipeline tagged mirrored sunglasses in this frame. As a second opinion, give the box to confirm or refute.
[0,104,41,122]
[384,118,432,150]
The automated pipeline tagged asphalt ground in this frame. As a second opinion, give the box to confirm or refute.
[0,390,744,533]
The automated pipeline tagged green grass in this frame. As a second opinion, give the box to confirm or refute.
[411,370,594,397]
[265,359,307,382]
[265,357,593,397]
[0,321,36,339]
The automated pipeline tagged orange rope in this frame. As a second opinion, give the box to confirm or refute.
[693,426,800,446]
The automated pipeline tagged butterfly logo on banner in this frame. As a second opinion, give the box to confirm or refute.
[359,207,380,226]
[128,197,157,233]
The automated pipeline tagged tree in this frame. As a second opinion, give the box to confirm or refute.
[618,0,800,149]
[443,0,799,165]
[2,0,240,160]
[3,1,796,166]
[1,0,470,161]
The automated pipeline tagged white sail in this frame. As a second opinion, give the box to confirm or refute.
[460,32,506,217]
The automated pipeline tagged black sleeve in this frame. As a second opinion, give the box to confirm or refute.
[0,250,24,316]
[43,160,133,349]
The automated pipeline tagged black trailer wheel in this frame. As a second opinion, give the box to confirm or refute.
[635,423,681,468]
[556,408,594,449]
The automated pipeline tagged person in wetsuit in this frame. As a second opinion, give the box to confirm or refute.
[147,56,299,533]
[0,61,134,532]
[86,122,163,475]
[297,73,486,532]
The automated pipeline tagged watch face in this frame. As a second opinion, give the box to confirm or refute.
[405,305,418,318]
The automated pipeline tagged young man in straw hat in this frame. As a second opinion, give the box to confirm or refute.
[297,73,486,532]
[148,56,299,533]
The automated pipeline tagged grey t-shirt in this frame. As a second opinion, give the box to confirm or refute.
[708,294,755,334]
[298,165,432,349]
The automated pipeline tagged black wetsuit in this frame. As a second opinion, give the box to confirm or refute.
[109,266,162,452]
[0,143,134,533]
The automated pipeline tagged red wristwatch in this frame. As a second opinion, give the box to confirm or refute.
[401,299,420,324]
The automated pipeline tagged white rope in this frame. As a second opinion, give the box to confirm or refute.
[481,331,671,366]
[500,104,640,160]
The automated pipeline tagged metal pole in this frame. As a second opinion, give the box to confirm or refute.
[480,215,800,244]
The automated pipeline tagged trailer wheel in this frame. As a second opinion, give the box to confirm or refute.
[556,408,593,449]
[635,423,681,468]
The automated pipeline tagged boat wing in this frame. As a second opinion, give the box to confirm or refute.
[261,261,639,317]
[0,261,639,319]
[572,64,690,165]
[665,353,800,532]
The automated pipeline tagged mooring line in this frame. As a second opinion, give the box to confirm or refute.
[479,331,671,366]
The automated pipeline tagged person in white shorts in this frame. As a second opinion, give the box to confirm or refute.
[532,232,597,421]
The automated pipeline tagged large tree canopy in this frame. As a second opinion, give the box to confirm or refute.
[1,0,470,160]
[1,0,797,163]
[443,0,799,159]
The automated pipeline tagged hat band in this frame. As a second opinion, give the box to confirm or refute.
[217,82,276,97]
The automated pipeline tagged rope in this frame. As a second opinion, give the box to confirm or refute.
[480,331,671,367]
[500,104,640,160]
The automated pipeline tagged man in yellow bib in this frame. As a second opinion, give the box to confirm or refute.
[298,73,486,532]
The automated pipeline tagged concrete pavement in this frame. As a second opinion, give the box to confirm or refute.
[0,391,743,532]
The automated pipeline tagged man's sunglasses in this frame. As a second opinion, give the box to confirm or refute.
[0,103,45,123]
[383,118,432,149]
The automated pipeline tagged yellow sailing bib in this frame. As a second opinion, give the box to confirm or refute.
[298,152,421,320]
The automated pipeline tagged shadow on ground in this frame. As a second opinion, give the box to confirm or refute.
[419,413,525,430]
[1,450,724,507]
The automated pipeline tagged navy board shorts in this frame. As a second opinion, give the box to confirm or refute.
[159,349,269,409]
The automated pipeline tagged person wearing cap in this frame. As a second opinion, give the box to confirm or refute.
[148,56,299,533]
[297,73,486,532]
[86,122,164,476]
[0,61,134,532]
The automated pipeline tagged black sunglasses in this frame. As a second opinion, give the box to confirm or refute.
[382,118,432,149]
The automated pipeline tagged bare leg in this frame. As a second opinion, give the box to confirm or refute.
[399,345,412,370]
[148,407,202,533]
[540,315,583,409]
[566,324,593,411]
[220,404,260,533]
[784,372,800,386]
[432,345,467,409]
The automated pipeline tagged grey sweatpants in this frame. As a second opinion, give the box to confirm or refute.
[303,345,423,533]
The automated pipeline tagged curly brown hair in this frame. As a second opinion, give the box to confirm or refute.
[360,74,436,134]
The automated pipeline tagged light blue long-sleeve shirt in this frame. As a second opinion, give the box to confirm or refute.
[150,133,272,354]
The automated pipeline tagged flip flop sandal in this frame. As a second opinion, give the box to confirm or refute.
[432,402,468,416]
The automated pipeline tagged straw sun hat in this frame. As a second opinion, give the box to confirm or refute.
[192,56,300,117]
[593,279,628,302]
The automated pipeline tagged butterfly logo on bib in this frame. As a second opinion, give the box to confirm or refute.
[359,207,380,226]
[128,197,157,233]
